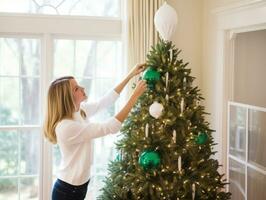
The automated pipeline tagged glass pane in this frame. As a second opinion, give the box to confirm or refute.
[20,177,38,200]
[0,38,19,76]
[0,178,18,200]
[0,38,40,76]
[0,78,20,125]
[88,78,116,121]
[54,40,122,78]
[77,78,93,97]
[54,40,96,78]
[229,105,247,160]
[74,41,96,78]
[88,78,118,199]
[54,40,75,77]
[90,78,116,100]
[19,39,41,76]
[89,134,118,199]
[229,158,245,200]
[95,41,122,78]
[248,109,266,169]
[0,77,40,125]
[247,167,266,200]
[20,130,40,175]
[20,78,40,125]
[53,145,61,178]
[0,131,18,176]
[0,0,120,17]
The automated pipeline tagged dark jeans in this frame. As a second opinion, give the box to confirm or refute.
[52,179,89,200]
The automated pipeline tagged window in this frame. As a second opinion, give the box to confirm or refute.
[0,38,41,200]
[0,1,124,199]
[0,0,121,17]
[228,102,266,200]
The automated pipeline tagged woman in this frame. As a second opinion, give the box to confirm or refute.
[43,63,147,200]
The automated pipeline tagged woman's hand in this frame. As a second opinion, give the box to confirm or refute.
[114,63,146,95]
[132,80,147,98]
[128,63,146,78]
[115,79,147,123]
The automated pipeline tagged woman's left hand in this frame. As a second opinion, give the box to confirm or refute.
[129,63,146,78]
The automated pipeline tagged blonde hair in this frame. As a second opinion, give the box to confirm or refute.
[43,76,86,144]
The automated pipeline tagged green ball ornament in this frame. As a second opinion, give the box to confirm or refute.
[138,150,160,170]
[142,67,160,87]
[195,132,208,145]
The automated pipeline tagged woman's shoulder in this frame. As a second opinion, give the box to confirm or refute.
[55,118,75,131]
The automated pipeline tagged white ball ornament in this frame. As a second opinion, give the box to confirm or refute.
[154,2,178,41]
[149,101,164,119]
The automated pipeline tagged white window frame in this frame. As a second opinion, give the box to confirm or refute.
[0,1,127,198]
[227,101,266,199]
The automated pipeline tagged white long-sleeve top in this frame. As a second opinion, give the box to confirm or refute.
[55,90,121,185]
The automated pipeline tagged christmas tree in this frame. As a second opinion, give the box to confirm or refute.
[98,2,231,200]
[98,40,231,199]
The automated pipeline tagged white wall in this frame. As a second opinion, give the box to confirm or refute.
[201,0,244,129]
[168,0,202,88]
[168,0,242,99]
[201,0,244,173]
[202,1,224,165]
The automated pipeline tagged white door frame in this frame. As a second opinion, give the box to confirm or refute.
[211,0,266,186]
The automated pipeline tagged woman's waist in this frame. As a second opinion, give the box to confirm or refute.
[56,178,90,189]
